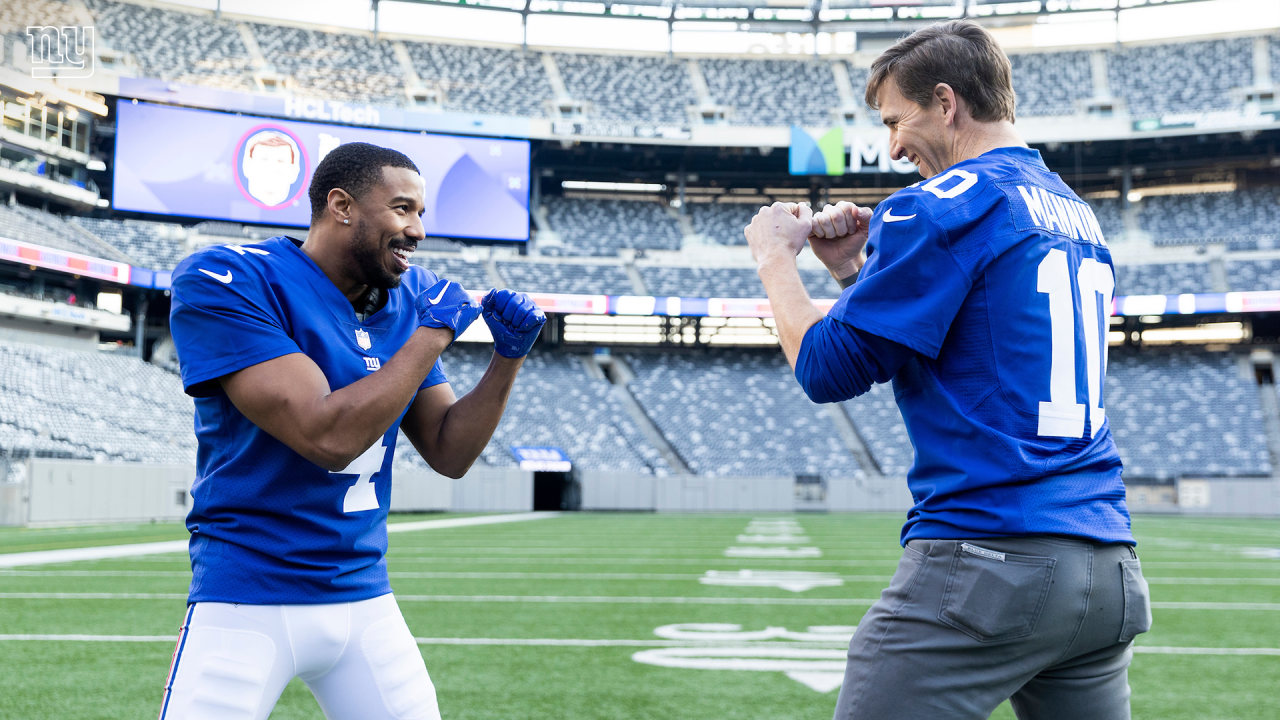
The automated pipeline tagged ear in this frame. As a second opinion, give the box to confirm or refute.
[934,83,958,127]
[326,187,354,226]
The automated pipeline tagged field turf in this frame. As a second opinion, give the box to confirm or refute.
[1,512,1278,719]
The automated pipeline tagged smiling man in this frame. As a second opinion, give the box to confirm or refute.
[745,21,1150,720]
[162,142,545,720]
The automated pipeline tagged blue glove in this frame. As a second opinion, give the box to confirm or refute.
[415,279,482,341]
[482,288,546,358]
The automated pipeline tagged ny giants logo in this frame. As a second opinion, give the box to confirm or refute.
[26,26,95,79]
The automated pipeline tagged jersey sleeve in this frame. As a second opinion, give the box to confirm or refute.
[169,255,301,398]
[404,265,450,392]
[421,358,447,391]
[827,194,982,358]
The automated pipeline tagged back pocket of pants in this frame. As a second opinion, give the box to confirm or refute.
[1118,557,1153,643]
[939,543,1057,643]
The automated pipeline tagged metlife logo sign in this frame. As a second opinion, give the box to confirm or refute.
[26,25,95,79]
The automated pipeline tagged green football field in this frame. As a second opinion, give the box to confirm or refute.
[1,512,1278,719]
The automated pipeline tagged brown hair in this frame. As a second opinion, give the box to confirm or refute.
[864,20,1016,123]
[248,133,296,162]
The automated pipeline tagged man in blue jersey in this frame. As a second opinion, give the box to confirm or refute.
[746,21,1151,720]
[162,142,545,720]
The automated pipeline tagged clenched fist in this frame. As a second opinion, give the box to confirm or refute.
[808,201,873,282]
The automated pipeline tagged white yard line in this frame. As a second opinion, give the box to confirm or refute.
[1134,646,1280,656]
[6,593,1280,609]
[9,568,1280,586]
[0,569,898,583]
[1150,602,1280,610]
[0,592,879,605]
[1,634,1278,657]
[0,513,557,569]
[385,557,878,566]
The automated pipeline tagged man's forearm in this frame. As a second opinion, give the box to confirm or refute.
[221,326,454,471]
[757,255,825,369]
[311,327,452,465]
[430,354,524,477]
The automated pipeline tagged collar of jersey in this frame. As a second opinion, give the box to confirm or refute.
[277,236,397,328]
[976,145,1043,166]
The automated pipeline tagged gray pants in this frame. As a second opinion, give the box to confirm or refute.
[833,536,1152,720]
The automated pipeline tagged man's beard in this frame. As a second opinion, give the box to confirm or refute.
[349,218,404,291]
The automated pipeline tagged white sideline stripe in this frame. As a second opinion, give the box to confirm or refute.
[0,634,178,642]
[2,635,1279,657]
[0,513,556,569]
[0,541,189,569]
[386,512,559,534]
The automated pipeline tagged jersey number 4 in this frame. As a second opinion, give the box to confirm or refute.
[1036,249,1114,439]
[338,438,389,513]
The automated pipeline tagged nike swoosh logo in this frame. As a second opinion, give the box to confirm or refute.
[199,268,232,283]
[427,282,451,305]
[882,209,916,223]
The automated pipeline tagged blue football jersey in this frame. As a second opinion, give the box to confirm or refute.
[829,146,1132,545]
[169,236,448,604]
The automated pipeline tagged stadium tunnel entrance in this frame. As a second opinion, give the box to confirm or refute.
[534,471,580,511]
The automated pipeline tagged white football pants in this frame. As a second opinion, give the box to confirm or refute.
[158,593,440,720]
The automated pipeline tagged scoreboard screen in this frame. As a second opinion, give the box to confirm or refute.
[112,100,531,242]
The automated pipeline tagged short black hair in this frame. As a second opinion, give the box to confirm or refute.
[308,142,419,222]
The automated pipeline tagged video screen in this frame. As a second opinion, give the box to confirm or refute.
[112,101,530,242]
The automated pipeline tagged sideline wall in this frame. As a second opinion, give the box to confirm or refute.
[4,462,1279,525]
[578,471,916,512]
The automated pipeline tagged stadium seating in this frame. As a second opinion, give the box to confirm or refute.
[412,256,493,291]
[498,261,634,296]
[1089,198,1125,241]
[1,332,1272,483]
[0,203,133,263]
[405,41,553,118]
[84,0,254,91]
[1225,259,1280,293]
[0,340,196,465]
[543,197,684,256]
[624,349,863,477]
[1105,350,1271,479]
[1108,38,1253,117]
[67,2,1270,130]
[72,217,186,271]
[689,202,754,246]
[1114,262,1212,296]
[639,266,761,298]
[555,53,693,125]
[699,58,838,127]
[841,382,914,477]
[0,278,95,308]
[1008,50,1094,117]
[394,346,670,475]
[248,23,405,106]
[1140,187,1280,246]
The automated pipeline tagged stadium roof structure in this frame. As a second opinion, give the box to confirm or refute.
[383,0,1220,35]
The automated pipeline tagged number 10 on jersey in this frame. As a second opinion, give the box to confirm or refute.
[1037,249,1115,439]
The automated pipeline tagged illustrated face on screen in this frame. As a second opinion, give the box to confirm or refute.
[239,130,302,207]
